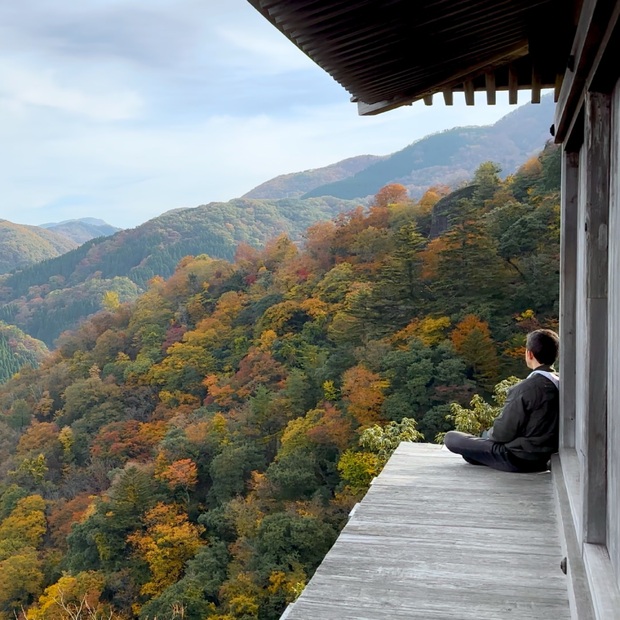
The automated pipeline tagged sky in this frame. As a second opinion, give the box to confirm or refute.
[0,0,538,230]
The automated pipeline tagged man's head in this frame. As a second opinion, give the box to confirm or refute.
[525,329,559,368]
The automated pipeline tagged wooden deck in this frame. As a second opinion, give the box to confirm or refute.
[283,443,571,620]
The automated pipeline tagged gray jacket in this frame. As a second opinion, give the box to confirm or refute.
[487,365,559,461]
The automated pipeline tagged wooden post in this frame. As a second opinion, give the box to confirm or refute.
[464,80,474,105]
[485,72,496,105]
[582,91,611,545]
[560,150,579,450]
[607,78,620,604]
[508,65,518,104]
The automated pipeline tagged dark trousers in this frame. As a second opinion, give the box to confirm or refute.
[444,431,548,473]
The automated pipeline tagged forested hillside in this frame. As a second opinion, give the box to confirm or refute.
[0,220,78,275]
[0,144,559,619]
[0,322,48,384]
[0,196,356,347]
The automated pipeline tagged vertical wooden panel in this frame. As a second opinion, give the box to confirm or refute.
[582,91,611,545]
[575,145,587,481]
[560,150,579,450]
[607,77,620,589]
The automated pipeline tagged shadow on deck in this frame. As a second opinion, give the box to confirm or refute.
[282,442,571,620]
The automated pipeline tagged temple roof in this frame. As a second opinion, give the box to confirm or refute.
[247,0,576,115]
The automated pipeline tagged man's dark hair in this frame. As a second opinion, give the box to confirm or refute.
[526,329,559,365]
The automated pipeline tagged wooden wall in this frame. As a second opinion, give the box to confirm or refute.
[575,145,587,477]
[608,77,620,589]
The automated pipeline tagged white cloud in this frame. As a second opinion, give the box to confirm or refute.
[0,65,143,121]
[215,26,314,73]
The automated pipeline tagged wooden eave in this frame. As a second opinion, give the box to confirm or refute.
[247,0,576,115]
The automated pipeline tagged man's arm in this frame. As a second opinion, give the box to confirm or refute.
[486,386,527,443]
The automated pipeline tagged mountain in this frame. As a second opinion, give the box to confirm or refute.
[242,154,385,200]
[263,95,554,202]
[0,98,555,347]
[40,218,121,244]
[0,196,358,346]
[0,145,560,618]
[0,219,78,274]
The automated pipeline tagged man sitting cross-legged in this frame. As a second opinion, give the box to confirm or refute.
[444,329,560,473]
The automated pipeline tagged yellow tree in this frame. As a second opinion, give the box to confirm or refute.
[0,494,47,560]
[0,547,44,615]
[29,571,112,620]
[128,503,205,597]
[341,364,389,428]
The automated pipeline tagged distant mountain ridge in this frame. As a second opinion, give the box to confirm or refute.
[0,97,556,346]
[40,217,121,244]
[242,154,385,200]
[0,218,121,275]
[0,219,78,274]
[0,196,358,346]
[243,95,555,202]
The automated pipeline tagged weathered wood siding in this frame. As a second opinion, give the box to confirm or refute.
[608,76,620,590]
[575,143,587,481]
[560,151,579,451]
[582,92,610,546]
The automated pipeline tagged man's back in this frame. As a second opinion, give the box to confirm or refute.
[488,366,559,461]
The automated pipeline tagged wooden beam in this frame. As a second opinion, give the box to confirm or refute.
[508,65,518,104]
[581,91,611,546]
[442,89,453,106]
[485,71,496,105]
[554,0,620,142]
[531,65,541,103]
[423,94,433,106]
[357,97,411,116]
[554,73,563,103]
[463,79,475,105]
[560,149,579,450]
[356,41,528,116]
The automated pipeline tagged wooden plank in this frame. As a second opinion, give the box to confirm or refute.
[423,94,433,105]
[443,88,454,105]
[581,91,610,545]
[560,149,579,450]
[551,454,596,619]
[285,443,570,620]
[583,543,620,618]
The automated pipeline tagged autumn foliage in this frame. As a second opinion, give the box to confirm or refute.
[0,148,561,620]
